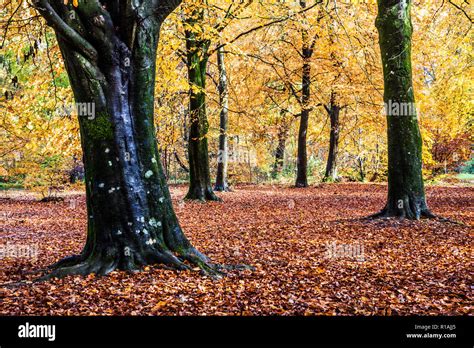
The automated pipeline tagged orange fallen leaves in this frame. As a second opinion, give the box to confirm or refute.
[0,183,472,315]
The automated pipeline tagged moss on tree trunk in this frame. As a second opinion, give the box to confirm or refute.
[34,0,222,279]
[183,9,220,201]
[374,0,433,219]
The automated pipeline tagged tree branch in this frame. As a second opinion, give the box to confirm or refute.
[209,0,322,56]
[32,0,98,62]
[448,0,473,23]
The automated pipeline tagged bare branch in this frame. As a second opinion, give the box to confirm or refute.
[210,0,322,56]
[32,0,98,61]
[448,0,473,23]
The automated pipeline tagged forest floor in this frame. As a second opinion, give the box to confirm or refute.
[0,183,472,315]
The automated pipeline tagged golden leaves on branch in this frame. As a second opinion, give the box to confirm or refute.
[64,0,78,7]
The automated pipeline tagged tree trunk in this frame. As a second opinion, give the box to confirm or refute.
[357,156,366,182]
[295,2,312,188]
[184,9,219,201]
[34,0,220,278]
[273,135,286,177]
[295,107,309,187]
[374,0,433,219]
[272,110,290,178]
[323,92,340,182]
[214,46,230,192]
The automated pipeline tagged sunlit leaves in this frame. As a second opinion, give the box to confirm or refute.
[63,0,79,7]
[0,0,471,185]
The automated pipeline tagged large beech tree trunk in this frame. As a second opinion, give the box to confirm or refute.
[214,46,230,192]
[375,0,433,219]
[323,92,340,182]
[184,9,219,201]
[34,0,219,278]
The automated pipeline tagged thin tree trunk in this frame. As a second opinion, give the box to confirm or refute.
[295,1,312,187]
[374,0,433,219]
[272,110,290,178]
[357,156,366,181]
[34,0,220,278]
[184,8,219,201]
[295,107,309,187]
[214,46,230,192]
[323,92,340,182]
[273,135,286,177]
[174,151,189,173]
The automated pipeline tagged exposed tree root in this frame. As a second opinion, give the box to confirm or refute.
[295,182,308,188]
[421,213,466,225]
[47,254,84,270]
[36,245,253,282]
[213,184,231,192]
[185,187,222,202]
[366,207,465,225]
[366,208,432,220]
